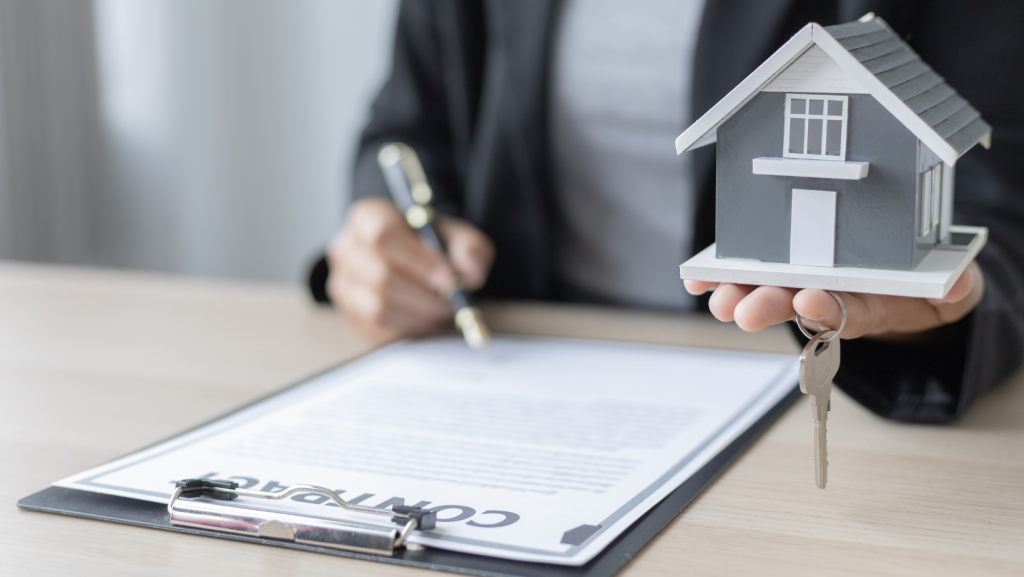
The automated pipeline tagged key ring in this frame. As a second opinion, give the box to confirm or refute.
[795,290,846,343]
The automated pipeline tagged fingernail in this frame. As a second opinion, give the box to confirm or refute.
[460,254,483,275]
[427,265,452,291]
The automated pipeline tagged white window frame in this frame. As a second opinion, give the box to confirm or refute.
[920,169,932,236]
[783,94,849,161]
[921,163,942,235]
[920,164,942,236]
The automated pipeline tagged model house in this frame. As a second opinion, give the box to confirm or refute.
[675,15,990,271]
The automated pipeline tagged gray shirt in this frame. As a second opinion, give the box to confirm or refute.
[550,0,705,310]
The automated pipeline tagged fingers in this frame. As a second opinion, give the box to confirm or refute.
[340,238,452,315]
[437,217,495,291]
[792,289,876,338]
[789,263,985,339]
[334,263,452,336]
[346,199,453,291]
[713,284,864,336]
[928,261,985,325]
[325,198,496,339]
[733,286,800,331]
[739,262,987,339]
[708,284,756,322]
[789,288,942,339]
[708,278,982,340]
[936,261,978,305]
[684,280,719,295]
[709,284,802,331]
[331,274,447,338]
[327,198,449,337]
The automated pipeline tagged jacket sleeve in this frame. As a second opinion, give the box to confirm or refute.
[349,0,467,217]
[309,1,478,303]
[791,0,1024,422]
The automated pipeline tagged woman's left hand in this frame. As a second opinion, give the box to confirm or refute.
[683,261,985,339]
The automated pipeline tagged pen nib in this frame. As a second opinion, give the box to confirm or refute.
[455,307,491,350]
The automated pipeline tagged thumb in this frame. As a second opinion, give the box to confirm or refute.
[925,261,985,325]
[928,261,982,306]
[437,217,495,291]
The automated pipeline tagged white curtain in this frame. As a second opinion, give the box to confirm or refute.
[0,0,398,282]
[0,0,100,264]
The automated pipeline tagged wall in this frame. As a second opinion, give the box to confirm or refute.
[0,0,101,264]
[715,92,918,270]
[0,0,399,282]
[92,0,399,282]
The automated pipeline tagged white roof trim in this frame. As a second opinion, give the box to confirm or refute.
[675,24,814,155]
[675,22,985,166]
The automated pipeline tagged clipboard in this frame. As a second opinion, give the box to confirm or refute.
[18,382,800,577]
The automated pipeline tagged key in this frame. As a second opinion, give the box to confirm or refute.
[799,329,840,489]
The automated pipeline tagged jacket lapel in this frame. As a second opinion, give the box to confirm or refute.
[469,0,559,297]
[692,0,800,122]
[690,0,799,261]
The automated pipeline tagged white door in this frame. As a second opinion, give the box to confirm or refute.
[790,189,836,267]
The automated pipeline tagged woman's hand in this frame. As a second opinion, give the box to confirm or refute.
[326,198,495,339]
[683,261,985,339]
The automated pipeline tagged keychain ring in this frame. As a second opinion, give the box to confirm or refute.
[795,290,847,342]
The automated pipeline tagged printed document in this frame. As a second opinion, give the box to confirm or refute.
[55,336,796,565]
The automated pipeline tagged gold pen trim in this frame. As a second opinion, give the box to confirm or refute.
[454,306,491,350]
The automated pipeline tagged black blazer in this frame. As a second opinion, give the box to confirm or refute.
[314,0,1024,422]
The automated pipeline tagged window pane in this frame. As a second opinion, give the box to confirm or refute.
[825,119,843,156]
[920,171,932,236]
[789,118,805,154]
[809,99,824,115]
[807,118,823,155]
[932,167,942,226]
[828,100,844,116]
[791,98,805,114]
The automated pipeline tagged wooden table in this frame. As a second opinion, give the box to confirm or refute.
[2,262,1021,576]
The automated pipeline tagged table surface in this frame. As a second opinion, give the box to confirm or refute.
[2,262,1022,576]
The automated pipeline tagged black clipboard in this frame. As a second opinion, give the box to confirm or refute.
[19,381,799,577]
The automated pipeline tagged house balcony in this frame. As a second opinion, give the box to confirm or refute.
[752,157,869,180]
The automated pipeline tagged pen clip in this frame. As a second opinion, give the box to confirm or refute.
[378,142,433,206]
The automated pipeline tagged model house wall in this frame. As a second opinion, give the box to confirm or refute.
[716,92,922,269]
[763,45,867,95]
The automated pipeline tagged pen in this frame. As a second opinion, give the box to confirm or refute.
[376,142,491,349]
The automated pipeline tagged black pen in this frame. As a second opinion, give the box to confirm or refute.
[377,142,491,349]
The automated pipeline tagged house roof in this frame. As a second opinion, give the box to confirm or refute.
[675,15,991,166]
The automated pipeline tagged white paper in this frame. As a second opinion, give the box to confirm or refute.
[55,336,797,565]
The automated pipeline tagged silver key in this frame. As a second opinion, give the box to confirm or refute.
[799,330,839,489]
[795,290,847,490]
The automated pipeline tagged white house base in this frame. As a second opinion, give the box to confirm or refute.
[680,225,987,299]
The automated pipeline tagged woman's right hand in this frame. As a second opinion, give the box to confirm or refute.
[326,198,495,339]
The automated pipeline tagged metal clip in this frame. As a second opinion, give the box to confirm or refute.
[168,478,436,556]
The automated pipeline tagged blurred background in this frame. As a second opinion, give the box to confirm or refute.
[0,0,398,282]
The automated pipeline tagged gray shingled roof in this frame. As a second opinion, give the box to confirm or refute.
[824,19,991,157]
